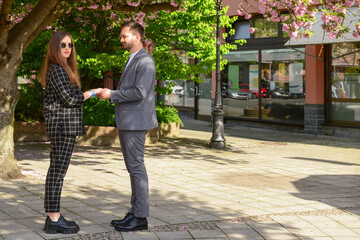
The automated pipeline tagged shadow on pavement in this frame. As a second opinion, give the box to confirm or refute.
[3,142,309,239]
[292,174,360,216]
[181,119,360,150]
[287,157,360,166]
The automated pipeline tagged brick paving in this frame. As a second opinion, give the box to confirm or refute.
[1,119,360,239]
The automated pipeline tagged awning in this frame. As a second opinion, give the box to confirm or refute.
[285,6,360,46]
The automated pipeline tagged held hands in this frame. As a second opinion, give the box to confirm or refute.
[96,88,111,100]
[85,88,103,101]
[92,88,103,96]
[85,88,111,100]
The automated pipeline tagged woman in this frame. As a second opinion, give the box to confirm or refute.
[39,31,101,234]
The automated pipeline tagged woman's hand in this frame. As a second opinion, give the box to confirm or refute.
[83,88,103,101]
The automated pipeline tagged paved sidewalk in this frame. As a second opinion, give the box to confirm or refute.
[1,119,360,240]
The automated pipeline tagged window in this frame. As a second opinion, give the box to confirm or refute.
[327,42,360,124]
[230,21,251,40]
[222,48,305,124]
[254,18,278,38]
[227,17,288,49]
[222,51,259,119]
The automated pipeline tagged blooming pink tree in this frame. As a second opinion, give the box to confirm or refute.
[236,0,360,40]
[0,0,181,180]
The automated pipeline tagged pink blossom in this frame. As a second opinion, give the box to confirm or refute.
[30,74,36,80]
[291,22,299,29]
[234,0,360,40]
[303,33,310,38]
[89,4,98,9]
[353,32,360,38]
[328,32,336,39]
[259,7,266,14]
[78,7,83,11]
[271,16,280,22]
[321,13,330,23]
[335,16,343,25]
[297,21,305,27]
[282,23,290,32]
[110,12,117,20]
[237,9,245,16]
[25,4,32,12]
[134,11,146,25]
[309,10,317,17]
[92,24,96,30]
[170,0,178,7]
[127,1,140,7]
[74,17,81,22]
[290,31,298,38]
[249,27,255,34]
[280,15,287,22]
[268,1,276,7]
[270,10,278,17]
[356,24,360,32]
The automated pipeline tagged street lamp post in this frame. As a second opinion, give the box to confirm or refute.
[210,0,226,149]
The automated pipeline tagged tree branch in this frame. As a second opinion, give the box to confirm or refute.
[23,12,61,50]
[78,2,180,13]
[8,0,60,50]
[0,0,14,46]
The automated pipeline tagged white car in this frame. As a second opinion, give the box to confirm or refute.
[171,85,184,95]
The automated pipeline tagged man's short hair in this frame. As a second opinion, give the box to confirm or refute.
[122,22,145,42]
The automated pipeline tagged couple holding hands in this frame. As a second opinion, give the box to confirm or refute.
[40,22,157,234]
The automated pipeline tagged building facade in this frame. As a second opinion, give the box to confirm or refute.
[165,1,360,138]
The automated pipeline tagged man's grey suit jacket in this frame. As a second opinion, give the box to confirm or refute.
[110,48,158,130]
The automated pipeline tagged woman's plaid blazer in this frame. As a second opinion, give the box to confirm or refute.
[43,63,85,136]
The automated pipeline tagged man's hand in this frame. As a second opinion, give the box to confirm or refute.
[93,88,103,96]
[97,88,111,100]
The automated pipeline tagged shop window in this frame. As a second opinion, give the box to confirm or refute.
[164,79,194,107]
[222,48,305,124]
[327,42,360,124]
[254,18,278,38]
[261,48,305,124]
[222,51,259,119]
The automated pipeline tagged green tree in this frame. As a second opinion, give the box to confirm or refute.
[0,0,180,180]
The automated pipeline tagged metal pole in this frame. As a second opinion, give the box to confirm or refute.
[210,0,226,149]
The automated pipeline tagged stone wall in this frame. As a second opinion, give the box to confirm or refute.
[14,121,180,146]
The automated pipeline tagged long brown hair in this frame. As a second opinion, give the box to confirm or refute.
[39,31,80,88]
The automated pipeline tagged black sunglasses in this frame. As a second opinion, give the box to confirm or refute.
[60,43,74,48]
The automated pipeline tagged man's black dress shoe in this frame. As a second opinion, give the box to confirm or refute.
[111,212,134,226]
[114,216,148,232]
[43,215,80,234]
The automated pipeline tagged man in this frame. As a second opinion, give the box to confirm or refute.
[97,22,158,232]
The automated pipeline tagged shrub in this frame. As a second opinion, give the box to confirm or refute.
[15,83,182,126]
[156,104,183,126]
[83,98,115,126]
[15,80,44,122]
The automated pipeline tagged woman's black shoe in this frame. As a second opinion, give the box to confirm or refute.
[111,212,134,226]
[43,215,80,234]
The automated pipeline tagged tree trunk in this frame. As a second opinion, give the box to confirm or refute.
[0,49,22,180]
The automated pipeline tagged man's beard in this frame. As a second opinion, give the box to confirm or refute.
[123,41,134,50]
